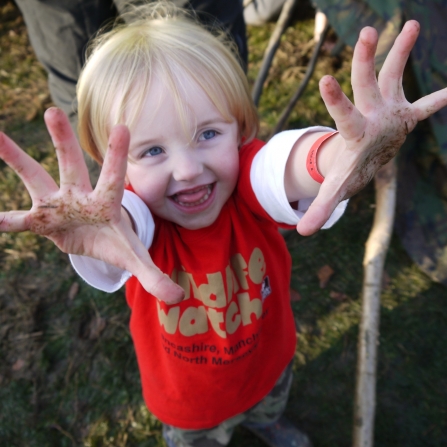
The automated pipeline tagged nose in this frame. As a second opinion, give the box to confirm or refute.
[172,148,203,182]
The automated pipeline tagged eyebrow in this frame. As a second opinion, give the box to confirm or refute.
[196,117,232,127]
[130,116,232,150]
[129,137,159,152]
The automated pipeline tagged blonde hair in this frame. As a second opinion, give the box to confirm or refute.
[77,1,259,164]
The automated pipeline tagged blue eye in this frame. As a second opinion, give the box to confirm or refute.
[200,130,217,141]
[145,146,163,157]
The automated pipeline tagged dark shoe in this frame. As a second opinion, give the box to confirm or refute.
[244,416,312,447]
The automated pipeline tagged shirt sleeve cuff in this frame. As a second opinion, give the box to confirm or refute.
[250,127,348,228]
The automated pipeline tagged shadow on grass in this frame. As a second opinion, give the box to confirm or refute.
[281,278,447,447]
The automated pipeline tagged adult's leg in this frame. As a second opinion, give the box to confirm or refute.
[15,0,117,127]
[15,0,117,182]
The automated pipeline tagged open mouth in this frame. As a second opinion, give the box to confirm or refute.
[170,183,214,207]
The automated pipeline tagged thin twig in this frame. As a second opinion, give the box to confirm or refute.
[12,331,43,341]
[252,0,298,106]
[49,423,77,447]
[353,160,397,447]
[269,23,330,138]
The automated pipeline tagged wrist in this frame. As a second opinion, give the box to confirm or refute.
[306,131,340,182]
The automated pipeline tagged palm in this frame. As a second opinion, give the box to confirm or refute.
[0,108,184,303]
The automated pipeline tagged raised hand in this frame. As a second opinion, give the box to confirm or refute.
[297,20,447,235]
[0,108,184,304]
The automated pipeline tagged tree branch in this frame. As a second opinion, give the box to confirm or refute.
[252,0,298,107]
[269,22,329,138]
[353,160,397,447]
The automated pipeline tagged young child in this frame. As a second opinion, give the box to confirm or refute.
[1,3,447,446]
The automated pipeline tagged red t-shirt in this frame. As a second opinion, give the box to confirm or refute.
[125,139,297,429]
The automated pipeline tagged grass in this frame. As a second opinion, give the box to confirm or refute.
[0,1,446,446]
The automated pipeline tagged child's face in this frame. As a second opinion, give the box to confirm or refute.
[124,75,240,230]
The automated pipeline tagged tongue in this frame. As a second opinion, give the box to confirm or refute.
[175,186,208,204]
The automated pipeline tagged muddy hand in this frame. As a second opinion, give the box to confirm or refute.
[297,20,447,236]
[0,108,184,304]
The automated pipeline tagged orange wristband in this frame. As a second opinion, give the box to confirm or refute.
[306,131,339,183]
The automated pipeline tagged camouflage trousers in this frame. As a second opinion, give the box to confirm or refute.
[163,360,293,447]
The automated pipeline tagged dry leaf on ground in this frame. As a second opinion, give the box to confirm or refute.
[290,288,302,302]
[317,264,334,288]
[329,290,348,301]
